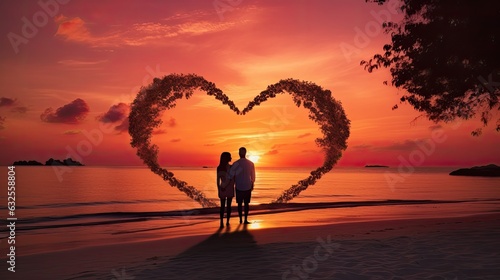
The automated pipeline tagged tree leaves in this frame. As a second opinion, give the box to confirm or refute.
[364,0,500,135]
[129,74,350,206]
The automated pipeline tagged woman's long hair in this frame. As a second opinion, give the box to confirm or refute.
[217,152,231,171]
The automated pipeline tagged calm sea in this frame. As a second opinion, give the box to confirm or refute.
[0,166,499,256]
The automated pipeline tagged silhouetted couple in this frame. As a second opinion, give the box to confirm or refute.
[216,147,255,228]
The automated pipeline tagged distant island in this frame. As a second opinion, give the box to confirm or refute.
[12,160,44,166]
[365,165,389,168]
[449,164,500,177]
[13,158,84,166]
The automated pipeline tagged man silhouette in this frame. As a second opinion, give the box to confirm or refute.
[229,147,255,224]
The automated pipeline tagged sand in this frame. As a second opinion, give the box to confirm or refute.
[2,213,500,279]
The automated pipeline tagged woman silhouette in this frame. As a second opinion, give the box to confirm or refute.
[217,152,234,228]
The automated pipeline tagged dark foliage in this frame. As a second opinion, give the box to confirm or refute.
[362,0,500,135]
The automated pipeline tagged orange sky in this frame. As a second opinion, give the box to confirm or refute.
[0,0,498,167]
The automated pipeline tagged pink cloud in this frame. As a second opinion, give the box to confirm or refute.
[0,97,28,114]
[53,9,252,48]
[114,117,129,133]
[55,15,92,43]
[167,117,176,127]
[40,98,89,124]
[97,103,129,123]
[265,149,278,155]
[0,97,16,107]
[152,129,166,135]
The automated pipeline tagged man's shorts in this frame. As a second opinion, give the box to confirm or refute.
[236,189,252,204]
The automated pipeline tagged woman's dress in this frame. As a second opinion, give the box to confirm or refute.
[218,165,234,198]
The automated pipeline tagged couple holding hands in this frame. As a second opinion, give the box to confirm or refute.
[216,147,255,228]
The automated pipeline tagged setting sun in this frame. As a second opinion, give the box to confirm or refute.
[248,155,260,163]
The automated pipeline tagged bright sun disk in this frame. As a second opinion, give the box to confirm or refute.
[249,155,260,163]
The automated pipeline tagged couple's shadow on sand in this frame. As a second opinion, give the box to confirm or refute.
[137,225,278,279]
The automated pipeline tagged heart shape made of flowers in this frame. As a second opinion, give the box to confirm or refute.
[129,74,350,208]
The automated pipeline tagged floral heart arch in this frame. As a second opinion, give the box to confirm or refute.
[129,74,350,208]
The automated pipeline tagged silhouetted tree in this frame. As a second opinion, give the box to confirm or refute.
[361,0,500,135]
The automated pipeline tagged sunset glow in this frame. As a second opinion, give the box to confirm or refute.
[0,1,498,168]
[248,155,261,164]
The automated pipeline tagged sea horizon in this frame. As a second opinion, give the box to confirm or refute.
[1,166,498,258]
[4,163,498,169]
